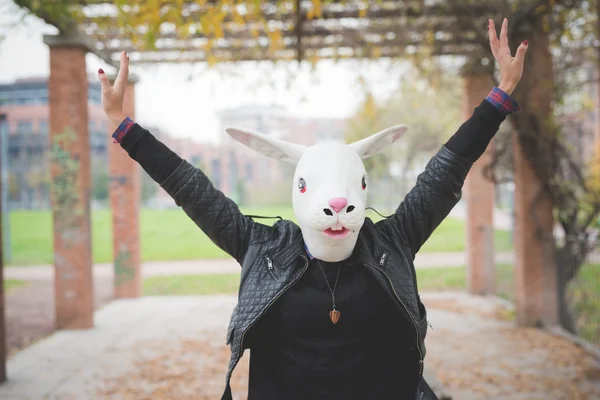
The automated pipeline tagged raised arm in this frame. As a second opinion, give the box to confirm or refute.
[376,18,527,255]
[98,52,259,264]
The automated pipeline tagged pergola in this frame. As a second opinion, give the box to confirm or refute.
[27,1,502,64]
[2,0,557,381]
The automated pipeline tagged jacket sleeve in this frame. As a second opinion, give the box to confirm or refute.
[376,100,506,256]
[119,123,258,265]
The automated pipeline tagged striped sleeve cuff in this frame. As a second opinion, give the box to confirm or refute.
[111,117,135,143]
[486,87,521,115]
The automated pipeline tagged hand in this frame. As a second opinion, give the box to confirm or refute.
[98,51,129,127]
[488,18,528,95]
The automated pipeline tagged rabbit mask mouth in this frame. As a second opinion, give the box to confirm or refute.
[323,226,351,239]
[225,124,407,262]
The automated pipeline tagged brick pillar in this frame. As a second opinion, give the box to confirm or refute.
[462,65,496,295]
[512,27,559,327]
[107,78,141,298]
[44,36,93,329]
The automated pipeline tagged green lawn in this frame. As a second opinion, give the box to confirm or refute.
[144,273,242,296]
[9,208,511,266]
[143,267,477,296]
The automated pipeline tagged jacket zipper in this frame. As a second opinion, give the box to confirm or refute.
[238,254,309,352]
[369,252,424,376]
[379,252,387,266]
[266,256,276,278]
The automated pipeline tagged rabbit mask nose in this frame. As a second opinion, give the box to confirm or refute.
[328,197,348,213]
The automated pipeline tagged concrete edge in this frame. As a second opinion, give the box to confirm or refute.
[547,326,600,362]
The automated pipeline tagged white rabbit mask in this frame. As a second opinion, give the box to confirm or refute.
[226,125,408,262]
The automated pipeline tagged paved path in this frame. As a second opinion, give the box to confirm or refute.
[5,252,517,281]
[2,293,599,400]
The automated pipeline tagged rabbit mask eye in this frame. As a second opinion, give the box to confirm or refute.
[298,178,307,193]
[361,175,367,190]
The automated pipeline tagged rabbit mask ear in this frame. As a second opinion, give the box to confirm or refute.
[226,127,306,164]
[349,125,408,159]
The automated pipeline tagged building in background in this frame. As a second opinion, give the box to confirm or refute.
[0,77,107,209]
[0,78,347,209]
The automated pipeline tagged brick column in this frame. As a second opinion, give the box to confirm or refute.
[512,27,559,327]
[44,35,94,329]
[462,64,496,295]
[107,77,141,298]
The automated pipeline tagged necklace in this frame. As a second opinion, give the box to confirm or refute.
[317,260,343,324]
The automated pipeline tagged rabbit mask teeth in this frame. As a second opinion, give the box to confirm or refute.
[225,124,408,262]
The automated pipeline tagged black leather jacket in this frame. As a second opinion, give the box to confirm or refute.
[159,145,473,400]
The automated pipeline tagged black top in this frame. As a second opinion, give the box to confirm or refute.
[120,99,507,400]
[244,257,418,400]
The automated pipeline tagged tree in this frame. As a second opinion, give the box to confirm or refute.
[476,0,600,333]
[345,67,462,197]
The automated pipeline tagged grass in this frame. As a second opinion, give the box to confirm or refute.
[5,279,27,294]
[144,273,242,296]
[565,262,600,345]
[9,208,512,266]
[142,267,475,297]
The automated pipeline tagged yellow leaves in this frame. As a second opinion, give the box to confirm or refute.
[313,0,322,17]
[424,30,435,46]
[581,93,595,112]
[144,30,156,50]
[203,39,214,53]
[542,15,550,33]
[308,52,320,68]
[207,53,218,66]
[588,141,600,198]
[178,22,193,40]
[363,92,378,120]
[371,46,382,59]
[231,8,246,26]
[267,28,284,51]
[307,0,322,19]
[535,3,548,14]
[358,7,367,18]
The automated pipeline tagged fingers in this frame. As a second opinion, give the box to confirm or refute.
[514,40,529,65]
[113,51,130,93]
[488,19,500,60]
[500,18,510,55]
[97,68,111,91]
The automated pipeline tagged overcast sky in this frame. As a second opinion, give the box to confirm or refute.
[0,0,412,144]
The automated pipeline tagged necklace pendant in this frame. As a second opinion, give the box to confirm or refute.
[329,308,341,324]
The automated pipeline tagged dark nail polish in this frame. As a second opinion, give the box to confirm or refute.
[523,40,529,46]
[98,68,104,74]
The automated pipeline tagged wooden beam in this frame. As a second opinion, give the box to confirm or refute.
[81,1,499,26]
[99,34,481,57]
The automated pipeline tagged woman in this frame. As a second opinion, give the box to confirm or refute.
[98,18,527,400]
